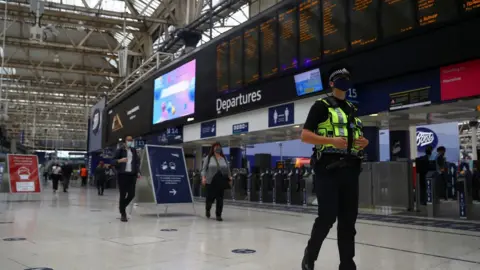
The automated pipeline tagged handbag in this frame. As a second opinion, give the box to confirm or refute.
[213,156,231,190]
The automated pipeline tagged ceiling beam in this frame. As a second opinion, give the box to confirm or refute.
[4,59,120,77]
[5,37,143,57]
[0,77,112,92]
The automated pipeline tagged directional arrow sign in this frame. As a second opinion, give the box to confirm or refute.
[169,189,177,196]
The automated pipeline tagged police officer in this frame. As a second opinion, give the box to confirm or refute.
[301,67,369,270]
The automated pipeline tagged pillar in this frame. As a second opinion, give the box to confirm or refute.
[470,120,478,161]
[409,125,418,160]
[389,130,410,161]
[229,141,243,169]
[362,127,379,162]
[10,139,17,154]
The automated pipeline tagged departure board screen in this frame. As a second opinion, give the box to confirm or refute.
[216,41,229,92]
[418,0,458,26]
[278,5,298,71]
[381,0,416,37]
[244,26,260,84]
[260,17,278,79]
[350,0,379,48]
[299,0,321,66]
[229,35,242,90]
[323,0,348,56]
[463,0,480,12]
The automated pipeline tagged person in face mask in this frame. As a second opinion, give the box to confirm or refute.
[300,67,368,270]
[201,142,232,221]
[114,135,140,222]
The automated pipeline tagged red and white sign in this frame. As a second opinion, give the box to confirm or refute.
[440,59,480,101]
[7,154,41,193]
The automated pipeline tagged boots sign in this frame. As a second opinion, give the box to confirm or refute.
[216,90,262,115]
[416,127,438,151]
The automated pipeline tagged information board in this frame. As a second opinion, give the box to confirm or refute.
[418,0,458,26]
[229,35,243,90]
[244,26,260,84]
[389,86,431,111]
[299,0,321,65]
[463,0,480,12]
[350,0,378,48]
[381,0,415,37]
[146,145,194,205]
[278,5,298,71]
[323,0,348,56]
[260,17,278,78]
[216,41,229,92]
[7,154,41,193]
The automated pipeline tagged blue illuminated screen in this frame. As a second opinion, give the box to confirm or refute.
[294,68,323,96]
[153,59,196,124]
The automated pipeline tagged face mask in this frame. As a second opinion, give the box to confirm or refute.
[333,78,353,92]
[215,148,222,154]
[126,141,134,148]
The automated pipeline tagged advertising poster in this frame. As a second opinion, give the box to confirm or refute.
[146,145,193,204]
[153,60,196,125]
[8,154,41,193]
[441,59,480,101]
[88,97,106,152]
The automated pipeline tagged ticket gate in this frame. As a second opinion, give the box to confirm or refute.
[232,169,248,201]
[192,170,201,197]
[303,168,313,206]
[290,168,305,206]
[273,169,288,204]
[260,169,274,203]
[250,173,261,202]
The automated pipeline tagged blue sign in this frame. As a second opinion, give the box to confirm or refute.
[135,139,146,148]
[157,127,183,145]
[268,103,294,127]
[146,145,193,204]
[200,120,216,138]
[426,178,432,204]
[232,122,249,135]
[346,88,359,104]
[416,127,438,152]
[459,191,466,219]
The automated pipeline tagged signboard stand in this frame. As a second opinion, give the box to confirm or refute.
[131,145,195,217]
[3,154,42,202]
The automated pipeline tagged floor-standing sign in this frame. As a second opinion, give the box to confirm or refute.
[7,154,41,193]
[145,145,195,215]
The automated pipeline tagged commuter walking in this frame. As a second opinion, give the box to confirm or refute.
[300,68,368,270]
[80,166,88,187]
[95,161,107,195]
[201,142,232,221]
[114,136,140,222]
[51,163,62,193]
[436,146,448,200]
[61,161,73,192]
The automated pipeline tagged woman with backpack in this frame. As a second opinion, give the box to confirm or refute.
[201,142,232,221]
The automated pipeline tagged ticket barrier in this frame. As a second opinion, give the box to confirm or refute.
[259,169,274,203]
[303,168,314,205]
[231,169,248,201]
[457,171,474,219]
[192,170,201,197]
[290,168,306,206]
[447,163,458,200]
[273,169,288,204]
[249,173,261,202]
[425,171,440,217]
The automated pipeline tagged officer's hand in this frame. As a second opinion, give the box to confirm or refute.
[329,137,348,149]
[355,137,369,149]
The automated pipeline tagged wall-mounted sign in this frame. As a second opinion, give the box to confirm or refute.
[232,122,249,135]
[268,103,294,128]
[441,59,480,101]
[200,120,216,138]
[389,86,431,111]
[156,127,183,145]
[416,127,438,151]
[216,90,262,115]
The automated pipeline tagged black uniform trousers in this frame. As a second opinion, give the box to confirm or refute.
[118,173,137,215]
[305,155,361,270]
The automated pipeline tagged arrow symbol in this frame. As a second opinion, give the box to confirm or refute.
[169,189,177,195]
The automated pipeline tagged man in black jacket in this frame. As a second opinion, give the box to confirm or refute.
[61,161,73,193]
[114,135,140,222]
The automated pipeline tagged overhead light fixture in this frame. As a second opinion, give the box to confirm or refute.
[187,117,194,122]
[293,125,300,128]
[369,113,378,117]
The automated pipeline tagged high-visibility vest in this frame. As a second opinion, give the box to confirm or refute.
[315,97,363,154]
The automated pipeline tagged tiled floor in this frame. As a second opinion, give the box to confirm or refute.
[0,187,479,270]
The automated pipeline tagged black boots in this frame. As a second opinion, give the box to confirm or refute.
[302,249,314,270]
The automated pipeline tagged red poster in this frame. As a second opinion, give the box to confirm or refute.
[8,154,41,193]
[440,59,480,101]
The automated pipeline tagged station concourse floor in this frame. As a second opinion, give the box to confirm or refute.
[0,187,479,270]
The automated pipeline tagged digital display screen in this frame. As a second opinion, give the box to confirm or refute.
[229,35,242,90]
[299,0,321,66]
[350,0,378,48]
[418,0,458,26]
[278,5,298,71]
[463,0,480,12]
[323,0,348,55]
[216,41,229,92]
[294,68,324,96]
[244,26,260,84]
[260,17,278,79]
[381,0,415,37]
[153,59,196,125]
